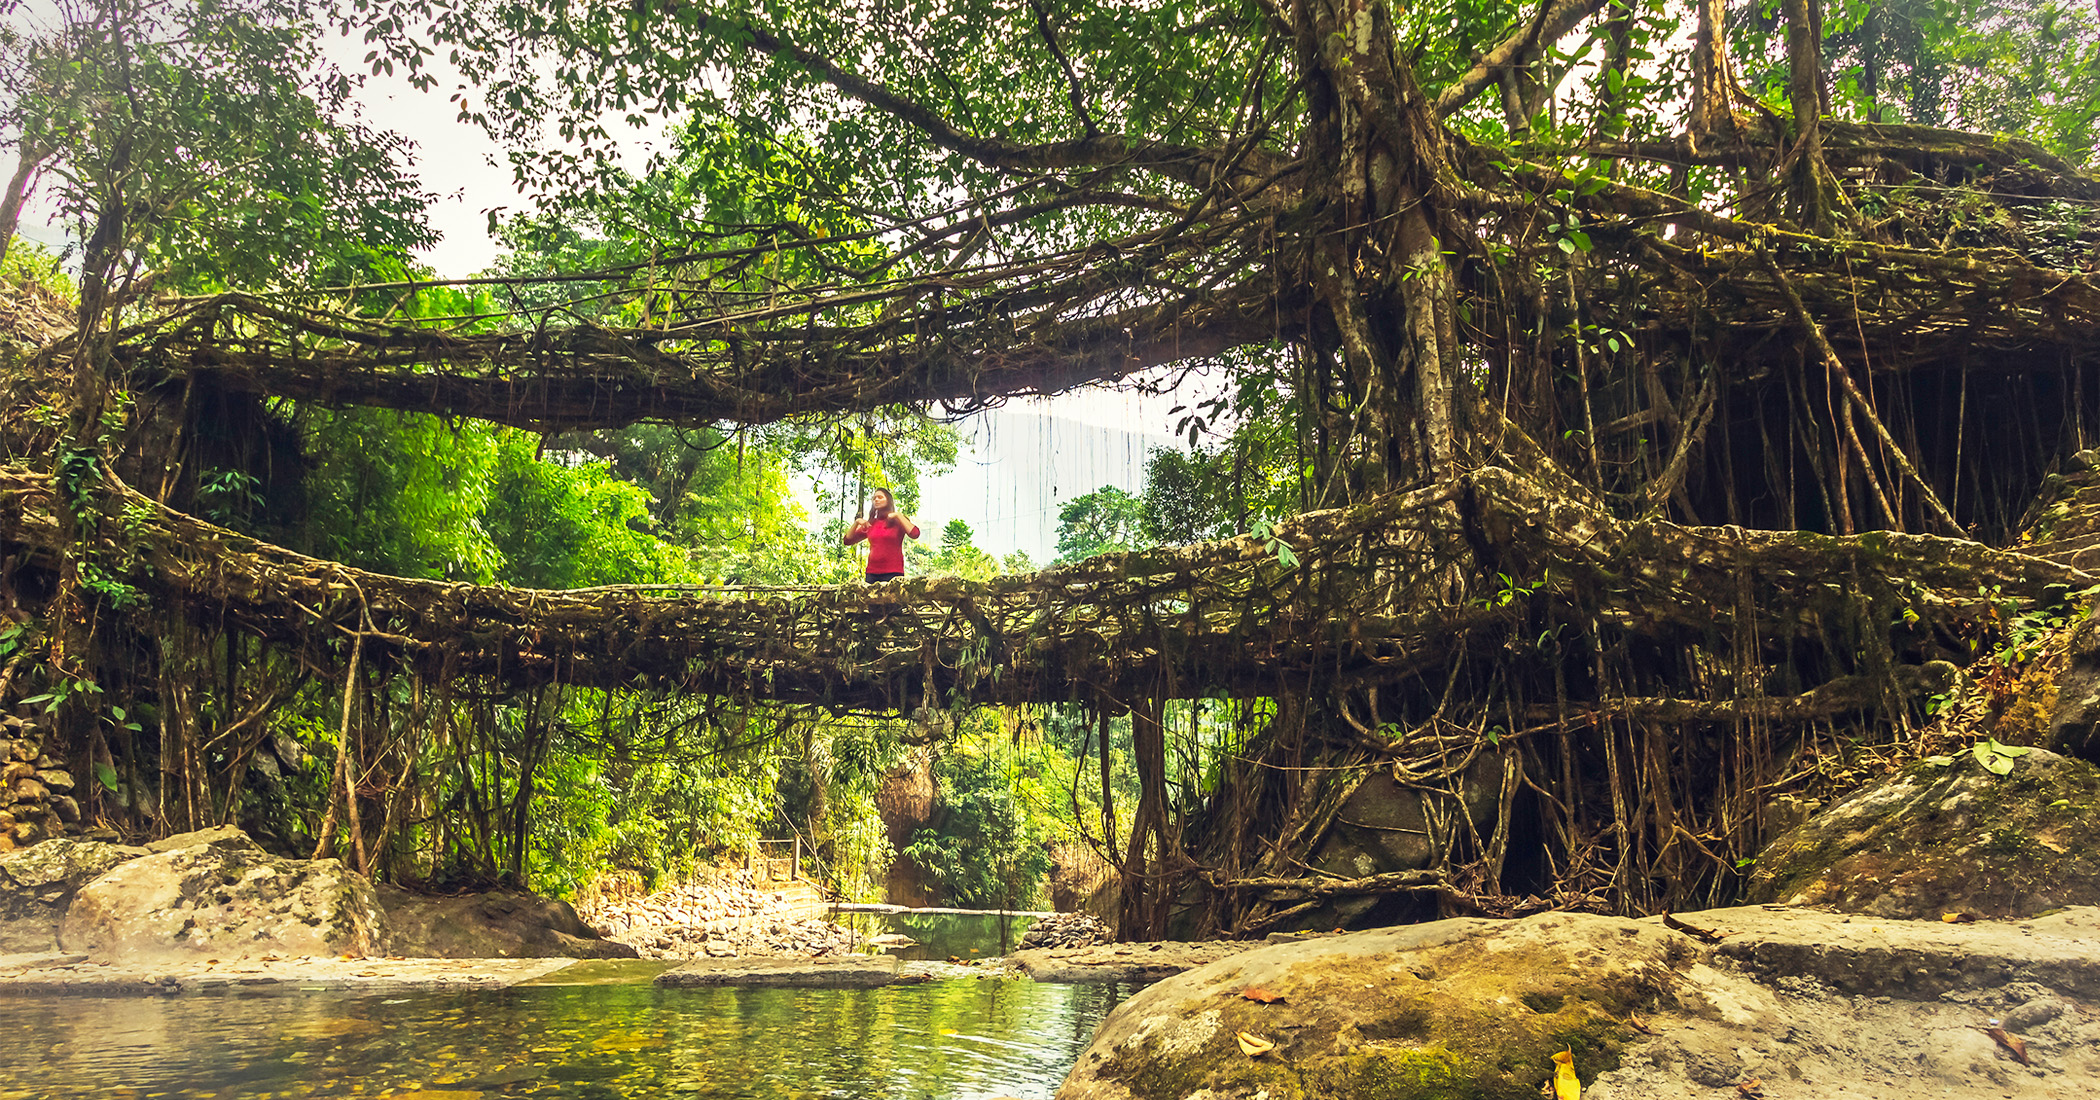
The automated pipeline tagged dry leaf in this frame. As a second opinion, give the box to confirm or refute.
[1236,1032,1275,1057]
[1240,986,1287,1004]
[1661,912,1724,944]
[1551,1049,1580,1100]
[1941,911,1977,923]
[1626,1012,1656,1036]
[1985,1026,2031,1065]
[1735,1077,1765,1099]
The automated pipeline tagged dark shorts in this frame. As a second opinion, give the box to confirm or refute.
[864,572,904,583]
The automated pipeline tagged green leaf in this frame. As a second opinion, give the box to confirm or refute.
[1987,739,2033,758]
[1272,541,1299,569]
[1920,754,1955,767]
[1983,752,2015,776]
[93,762,120,791]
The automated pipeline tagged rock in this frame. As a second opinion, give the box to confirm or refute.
[270,732,306,771]
[1010,940,1256,984]
[1060,913,1696,1100]
[34,769,72,793]
[1059,906,2100,1100]
[47,795,78,823]
[60,839,387,960]
[656,953,901,988]
[1746,748,2100,918]
[1285,761,1498,930]
[0,838,147,952]
[1018,912,1112,951]
[2006,996,2071,1029]
[378,885,639,959]
[144,825,260,854]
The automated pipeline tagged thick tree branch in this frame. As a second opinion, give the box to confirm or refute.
[1434,0,1608,119]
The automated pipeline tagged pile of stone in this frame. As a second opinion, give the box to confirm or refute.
[579,870,867,959]
[1016,911,1111,950]
[0,717,80,850]
[578,871,791,936]
[619,916,864,959]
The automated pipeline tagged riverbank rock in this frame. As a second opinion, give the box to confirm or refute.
[1058,906,2100,1100]
[1010,940,1255,984]
[0,837,146,951]
[1746,747,2100,918]
[378,885,638,959]
[59,831,388,960]
[656,953,902,988]
[1017,912,1111,951]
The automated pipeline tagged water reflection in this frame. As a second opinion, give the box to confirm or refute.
[836,910,1044,961]
[0,978,1124,1099]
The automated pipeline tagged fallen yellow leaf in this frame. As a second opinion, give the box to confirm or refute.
[1236,1031,1275,1057]
[1552,1049,1579,1100]
[1240,985,1287,1004]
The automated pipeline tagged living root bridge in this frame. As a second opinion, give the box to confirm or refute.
[2,464,2085,710]
[111,282,1280,432]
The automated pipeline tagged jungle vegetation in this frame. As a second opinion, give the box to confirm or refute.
[0,0,2096,935]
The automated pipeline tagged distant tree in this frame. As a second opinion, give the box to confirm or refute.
[1139,449,1231,546]
[910,517,1000,579]
[1054,486,1145,564]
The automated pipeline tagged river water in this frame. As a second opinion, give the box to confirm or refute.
[0,977,1126,1099]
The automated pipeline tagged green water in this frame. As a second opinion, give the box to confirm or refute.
[838,911,1042,962]
[0,978,1124,1099]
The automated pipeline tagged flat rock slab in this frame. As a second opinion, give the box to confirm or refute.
[1057,905,2100,1100]
[0,953,573,995]
[656,953,902,988]
[1703,904,2100,997]
[1009,941,1256,984]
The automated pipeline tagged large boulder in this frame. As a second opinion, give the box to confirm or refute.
[1059,913,1713,1100]
[1746,747,2100,918]
[378,885,638,959]
[1286,761,1499,930]
[60,830,388,959]
[0,837,147,951]
[1058,907,2100,1100]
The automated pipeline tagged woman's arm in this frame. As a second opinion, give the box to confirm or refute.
[843,518,869,545]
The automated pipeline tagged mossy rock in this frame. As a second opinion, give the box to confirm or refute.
[1747,748,2100,919]
[1058,913,1713,1100]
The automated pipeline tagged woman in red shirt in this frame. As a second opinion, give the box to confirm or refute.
[843,487,921,582]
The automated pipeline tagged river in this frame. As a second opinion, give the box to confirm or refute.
[0,976,1126,1099]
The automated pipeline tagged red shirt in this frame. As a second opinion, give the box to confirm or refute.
[845,515,919,574]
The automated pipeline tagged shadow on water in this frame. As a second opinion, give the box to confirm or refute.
[0,978,1128,1099]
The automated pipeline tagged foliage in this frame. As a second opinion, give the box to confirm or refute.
[1054,486,1146,564]
[904,725,1065,909]
[0,0,435,292]
[1730,0,2100,165]
[908,519,1003,579]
